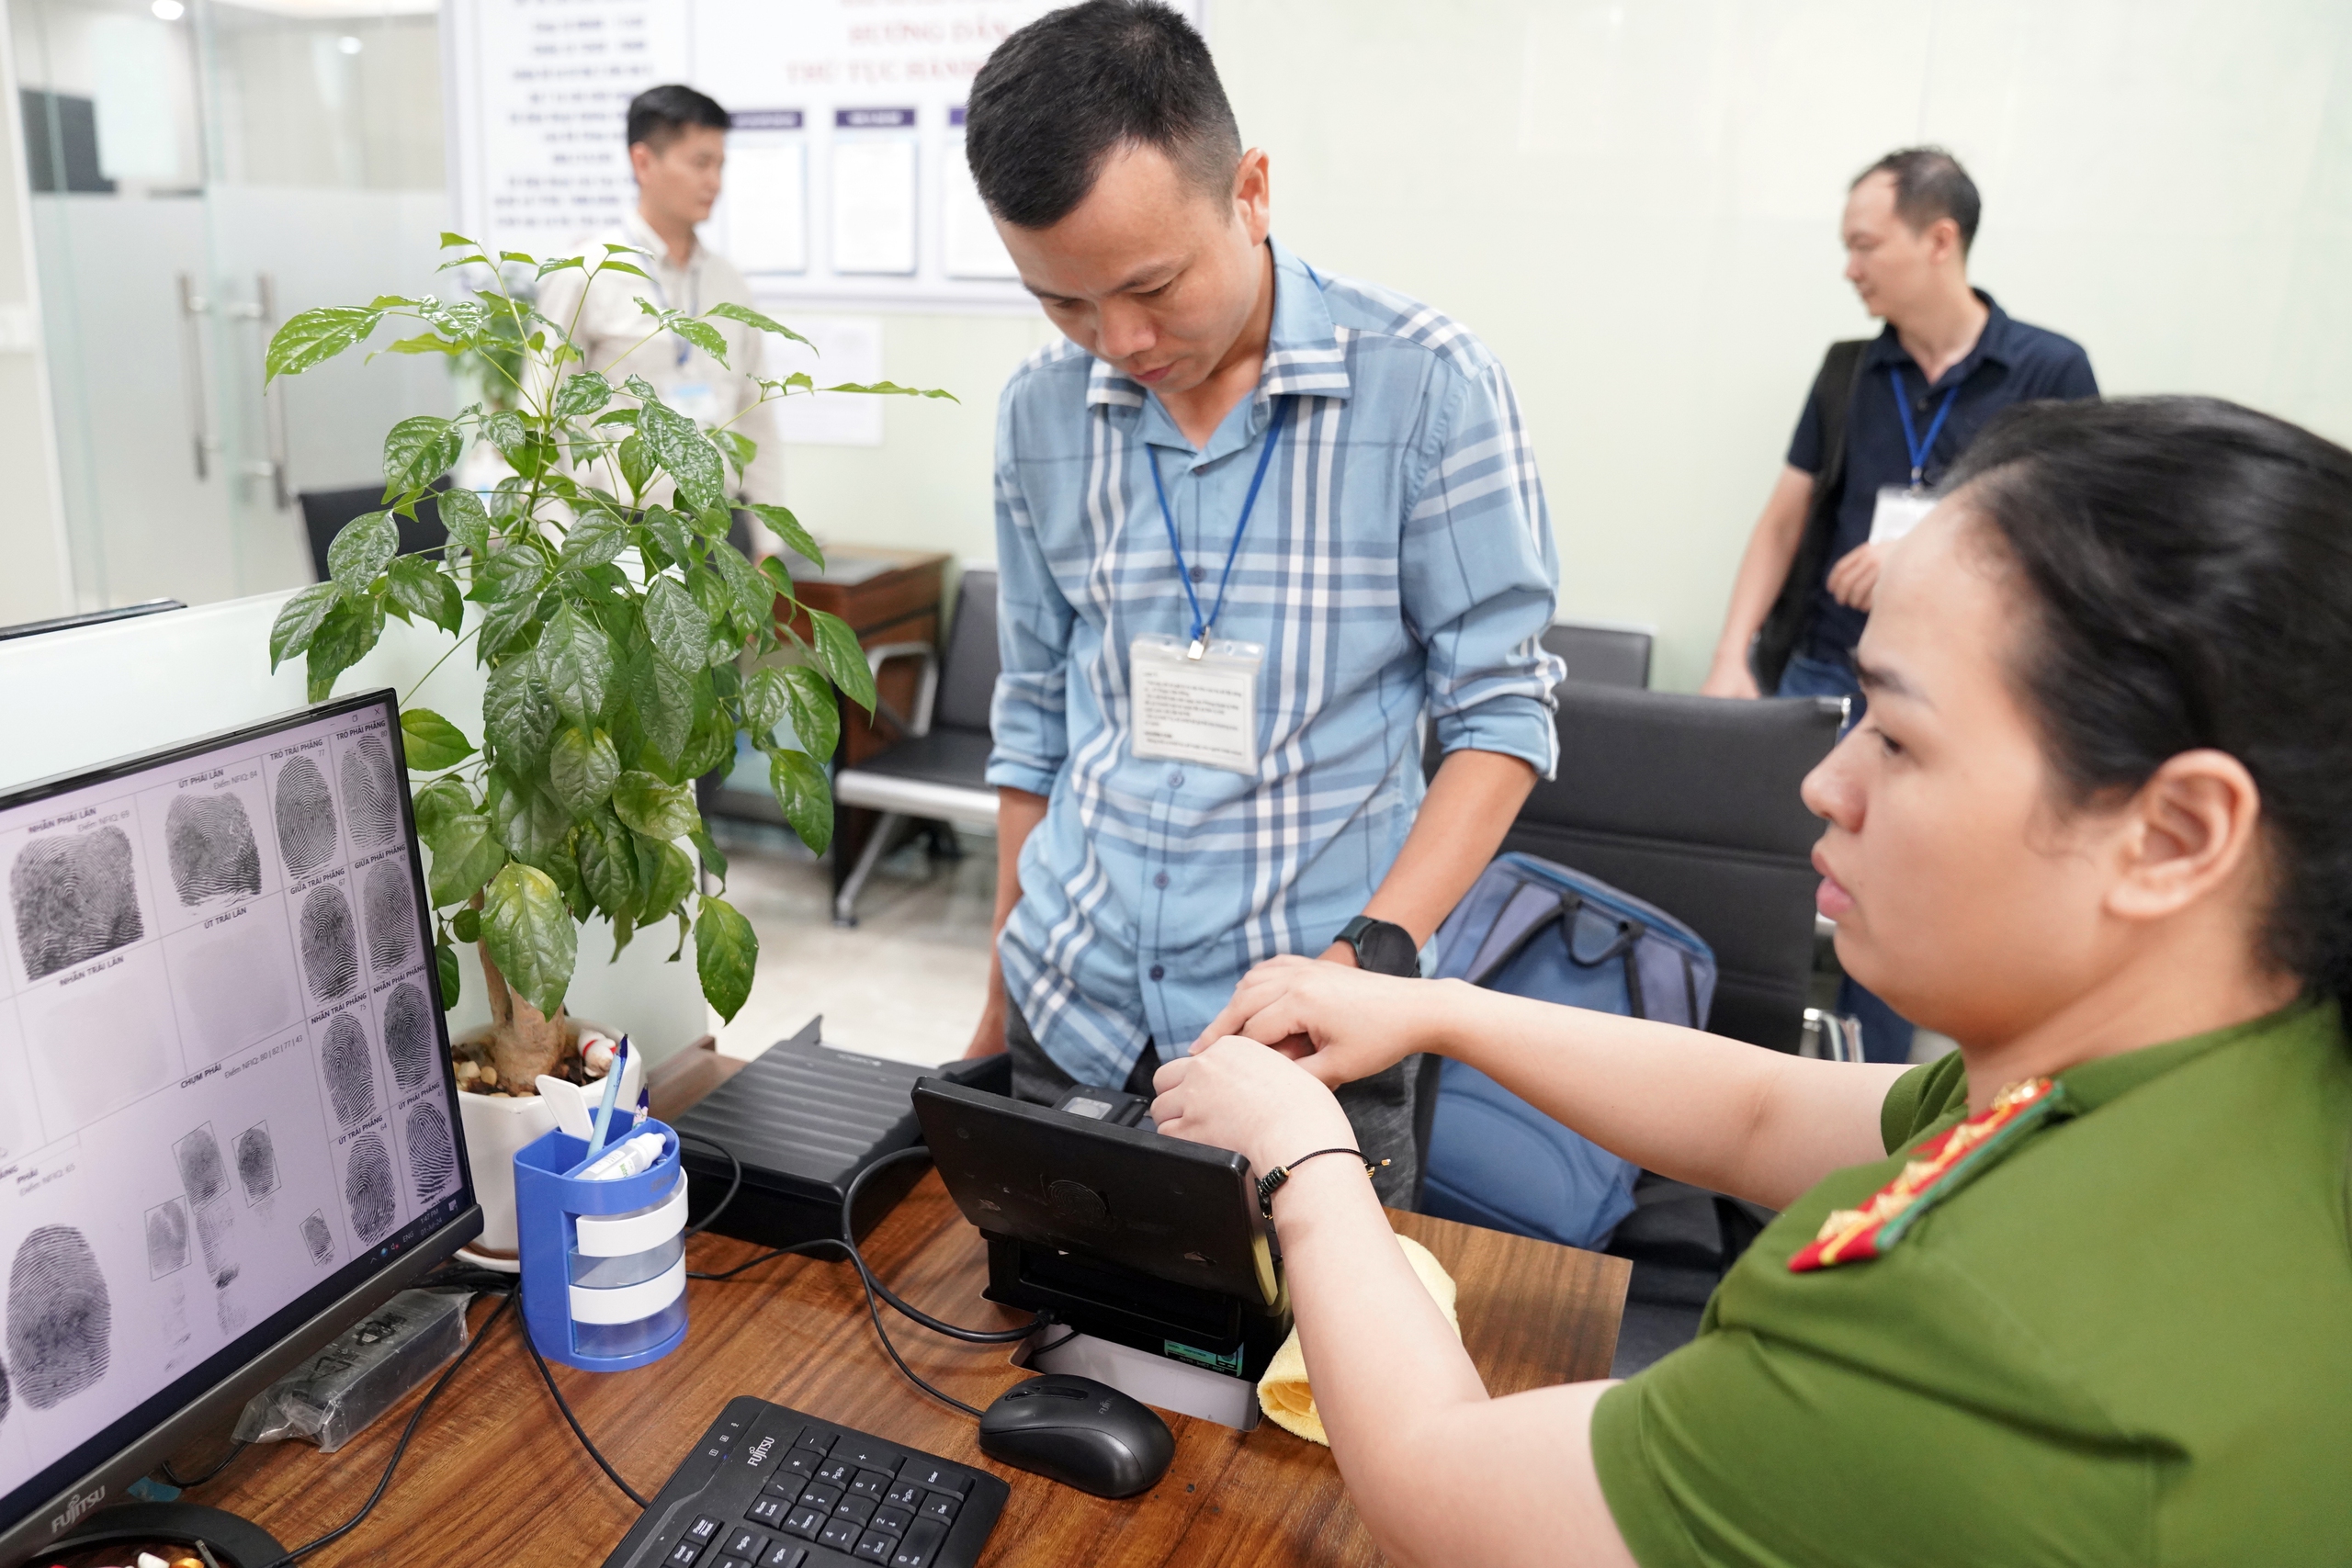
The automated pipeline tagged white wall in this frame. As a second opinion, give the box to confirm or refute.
[778,0,2352,690]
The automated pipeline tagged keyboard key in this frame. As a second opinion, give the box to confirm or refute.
[849,1468,890,1501]
[795,1428,834,1456]
[832,1436,906,1474]
[781,1450,820,1478]
[715,1559,753,1568]
[819,1518,863,1552]
[832,1494,877,1528]
[815,1457,855,1487]
[744,1495,787,1527]
[889,1520,950,1568]
[869,1506,912,1537]
[781,1504,827,1540]
[797,1483,842,1515]
[759,1546,808,1568]
[687,1517,726,1545]
[664,1543,705,1568]
[763,1477,807,1502]
[854,1531,897,1562]
[725,1528,772,1560]
[895,1459,970,1496]
[918,1493,960,1525]
[882,1481,923,1509]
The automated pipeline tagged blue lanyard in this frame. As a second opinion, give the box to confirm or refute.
[1148,397,1293,656]
[1890,367,1961,488]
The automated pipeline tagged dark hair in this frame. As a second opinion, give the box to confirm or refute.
[1946,397,2352,1010]
[627,85,729,152]
[1852,146,1981,254]
[965,0,1240,229]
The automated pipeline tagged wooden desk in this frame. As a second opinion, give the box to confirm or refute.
[198,1052,1628,1566]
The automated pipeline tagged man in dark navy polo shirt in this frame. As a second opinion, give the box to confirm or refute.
[1702,146,2096,1060]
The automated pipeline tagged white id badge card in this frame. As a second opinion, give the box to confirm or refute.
[1870,485,1939,545]
[1129,634,1264,773]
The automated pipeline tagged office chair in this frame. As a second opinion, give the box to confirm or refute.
[299,483,448,582]
[1542,619,1652,689]
[830,569,1000,926]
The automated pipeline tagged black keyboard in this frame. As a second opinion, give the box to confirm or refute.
[602,1396,1008,1568]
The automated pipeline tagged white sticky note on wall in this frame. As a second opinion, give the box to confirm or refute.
[725,141,809,275]
[942,135,1018,281]
[763,314,886,446]
[831,137,917,276]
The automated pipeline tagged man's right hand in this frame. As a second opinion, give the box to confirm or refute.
[1700,653,1762,700]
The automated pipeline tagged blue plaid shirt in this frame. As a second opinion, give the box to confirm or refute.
[989,240,1565,1085]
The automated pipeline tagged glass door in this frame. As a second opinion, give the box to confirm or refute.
[9,0,453,612]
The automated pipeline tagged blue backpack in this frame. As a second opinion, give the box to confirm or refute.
[1419,852,1717,1248]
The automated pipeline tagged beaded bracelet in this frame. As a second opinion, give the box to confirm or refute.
[1256,1147,1389,1217]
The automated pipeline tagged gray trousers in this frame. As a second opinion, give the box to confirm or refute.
[1006,1001,1424,1208]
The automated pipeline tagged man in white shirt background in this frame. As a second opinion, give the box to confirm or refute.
[535,84,787,513]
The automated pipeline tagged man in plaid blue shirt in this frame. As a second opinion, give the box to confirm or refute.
[960,1,1564,1198]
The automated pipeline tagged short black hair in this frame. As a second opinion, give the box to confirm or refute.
[965,0,1240,229]
[1947,397,2352,1013]
[627,85,729,152]
[1851,146,1981,254]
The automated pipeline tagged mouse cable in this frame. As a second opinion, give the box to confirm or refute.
[250,1288,514,1568]
[673,1127,742,1237]
[516,1281,650,1508]
[836,1145,1040,1345]
[159,1438,250,1489]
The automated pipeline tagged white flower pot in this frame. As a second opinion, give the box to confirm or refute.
[456,1088,557,1257]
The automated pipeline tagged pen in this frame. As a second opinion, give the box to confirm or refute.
[585,1035,629,1160]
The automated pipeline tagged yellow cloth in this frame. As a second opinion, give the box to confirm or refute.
[1257,1234,1459,1445]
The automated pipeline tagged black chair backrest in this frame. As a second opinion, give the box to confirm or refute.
[933,569,1000,735]
[1542,621,1651,690]
[300,485,447,583]
[1505,682,1844,1051]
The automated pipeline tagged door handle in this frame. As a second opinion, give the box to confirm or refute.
[175,272,216,481]
[238,272,291,510]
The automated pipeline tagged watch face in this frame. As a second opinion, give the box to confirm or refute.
[1355,920,1419,977]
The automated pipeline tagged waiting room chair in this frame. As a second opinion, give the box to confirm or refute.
[300,483,448,583]
[1542,619,1652,689]
[831,569,1000,926]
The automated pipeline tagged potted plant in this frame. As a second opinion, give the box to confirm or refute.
[261,232,950,1247]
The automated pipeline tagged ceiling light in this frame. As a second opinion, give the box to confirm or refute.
[151,0,185,18]
[337,34,363,53]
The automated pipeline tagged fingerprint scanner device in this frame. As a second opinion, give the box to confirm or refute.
[672,1019,1012,1250]
[911,1080,1291,1428]
[0,691,482,1566]
[514,1111,690,1371]
[1047,1083,1152,1128]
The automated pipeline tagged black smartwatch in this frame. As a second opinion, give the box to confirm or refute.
[1333,915,1419,977]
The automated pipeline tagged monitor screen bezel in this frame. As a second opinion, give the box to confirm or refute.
[0,688,484,1560]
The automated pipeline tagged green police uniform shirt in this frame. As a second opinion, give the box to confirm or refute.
[1591,1000,2352,1565]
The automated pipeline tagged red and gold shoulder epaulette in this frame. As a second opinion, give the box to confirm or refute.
[1790,1076,2063,1272]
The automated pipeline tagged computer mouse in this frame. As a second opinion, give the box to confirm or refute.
[977,1373,1175,1498]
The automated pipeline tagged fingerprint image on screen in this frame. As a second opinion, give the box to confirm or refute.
[341,734,401,849]
[174,1123,230,1208]
[344,1131,396,1244]
[7,1224,111,1410]
[145,1198,192,1280]
[165,792,263,907]
[11,826,143,981]
[300,1209,334,1266]
[321,1013,378,1129]
[361,858,416,973]
[299,884,359,1001]
[235,1122,279,1202]
[273,754,338,876]
[382,981,435,1094]
[404,1102,456,1202]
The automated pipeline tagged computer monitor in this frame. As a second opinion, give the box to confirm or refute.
[0,690,481,1563]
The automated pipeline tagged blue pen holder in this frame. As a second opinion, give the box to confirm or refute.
[514,1111,690,1371]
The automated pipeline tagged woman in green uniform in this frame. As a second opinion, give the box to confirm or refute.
[1150,396,2352,1566]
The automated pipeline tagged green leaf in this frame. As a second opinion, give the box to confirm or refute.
[768,748,833,855]
[440,231,481,249]
[629,647,695,770]
[553,370,611,420]
[820,379,958,402]
[574,808,640,919]
[483,655,560,765]
[616,432,653,497]
[807,608,876,712]
[488,771,571,861]
[740,665,792,741]
[435,941,460,1010]
[477,589,546,660]
[636,836,695,923]
[743,503,821,570]
[673,316,729,365]
[641,574,709,672]
[592,407,639,428]
[537,604,614,726]
[779,665,840,759]
[689,824,729,889]
[677,705,737,779]
[613,770,698,840]
[386,557,464,635]
[326,511,398,600]
[559,509,628,572]
[708,541,777,632]
[637,397,728,513]
[382,415,462,493]
[623,374,664,404]
[481,863,576,1017]
[399,706,476,771]
[694,895,757,1023]
[705,300,808,344]
[425,811,506,906]
[709,427,754,479]
[412,776,474,839]
[467,547,544,604]
[266,306,384,381]
[450,906,481,943]
[536,254,586,279]
[548,725,620,815]
[438,487,492,558]
[382,332,463,357]
[306,595,383,703]
[269,582,341,671]
[598,259,651,280]
[481,409,528,457]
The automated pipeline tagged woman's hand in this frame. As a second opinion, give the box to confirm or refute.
[1826,541,1885,610]
[1192,955,1453,1089]
[1151,1035,1357,1179]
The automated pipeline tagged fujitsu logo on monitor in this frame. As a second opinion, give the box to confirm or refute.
[52,1483,107,1532]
